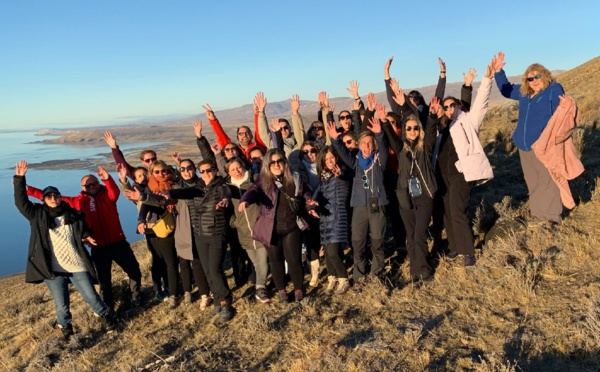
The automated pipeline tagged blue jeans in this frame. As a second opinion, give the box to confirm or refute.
[44,271,109,328]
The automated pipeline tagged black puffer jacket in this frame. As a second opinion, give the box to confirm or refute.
[14,175,97,284]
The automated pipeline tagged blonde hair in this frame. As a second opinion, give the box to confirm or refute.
[520,63,554,96]
[402,115,424,153]
[357,131,378,153]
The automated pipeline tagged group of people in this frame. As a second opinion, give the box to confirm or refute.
[15,52,581,336]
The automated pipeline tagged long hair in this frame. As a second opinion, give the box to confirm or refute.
[317,146,341,179]
[520,63,554,96]
[440,96,461,128]
[402,115,425,153]
[149,160,173,175]
[298,140,317,164]
[260,148,294,194]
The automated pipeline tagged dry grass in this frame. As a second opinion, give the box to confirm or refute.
[3,56,600,371]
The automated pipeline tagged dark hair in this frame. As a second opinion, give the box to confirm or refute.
[139,150,157,161]
[278,118,289,126]
[338,110,351,120]
[221,142,242,159]
[298,140,318,163]
[197,159,216,169]
[237,126,252,135]
[342,131,357,142]
[317,146,341,179]
[260,148,293,193]
[249,146,265,157]
[408,90,425,106]
[178,159,195,168]
[386,112,402,126]
[226,156,248,173]
[133,166,147,174]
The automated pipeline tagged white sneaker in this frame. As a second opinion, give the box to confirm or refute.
[198,295,212,311]
[325,276,337,293]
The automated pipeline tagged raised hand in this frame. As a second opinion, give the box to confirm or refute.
[346,80,360,99]
[82,236,97,246]
[15,160,28,176]
[329,104,335,113]
[484,64,493,79]
[124,188,141,201]
[171,152,181,165]
[429,96,441,115]
[193,119,203,138]
[375,103,387,121]
[211,141,222,155]
[202,104,215,120]
[97,166,109,181]
[269,118,280,133]
[366,117,381,134]
[438,57,446,75]
[116,163,127,182]
[321,91,330,108]
[103,131,118,149]
[463,68,477,86]
[254,92,267,112]
[384,56,394,79]
[491,51,505,72]
[289,94,300,115]
[392,86,406,107]
[366,93,377,111]
[326,121,339,140]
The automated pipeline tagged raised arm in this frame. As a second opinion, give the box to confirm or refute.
[461,68,476,112]
[203,104,231,147]
[195,119,218,163]
[14,161,36,221]
[492,52,521,100]
[328,121,356,168]
[425,97,442,151]
[469,61,495,131]
[254,92,275,149]
[434,57,447,100]
[290,94,306,145]
[104,131,135,180]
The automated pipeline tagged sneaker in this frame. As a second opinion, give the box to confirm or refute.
[255,288,271,303]
[464,255,476,267]
[199,295,212,311]
[156,290,167,302]
[220,302,235,322]
[294,289,304,302]
[184,291,192,305]
[167,295,179,309]
[210,304,222,316]
[325,276,337,293]
[352,283,362,295]
[309,260,320,287]
[446,251,460,260]
[59,324,74,340]
[334,278,350,295]
[278,289,289,303]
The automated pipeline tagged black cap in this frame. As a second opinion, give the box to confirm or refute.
[42,186,61,197]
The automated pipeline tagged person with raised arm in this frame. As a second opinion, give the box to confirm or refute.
[239,149,317,303]
[14,161,117,339]
[202,103,266,162]
[26,166,143,310]
[432,57,496,267]
[329,115,389,294]
[492,52,569,224]
[103,130,159,181]
[255,92,305,172]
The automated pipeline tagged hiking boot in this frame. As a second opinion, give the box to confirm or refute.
[167,295,179,309]
[220,302,235,322]
[411,272,432,283]
[59,324,74,340]
[184,291,192,305]
[210,304,222,316]
[294,289,304,302]
[255,288,271,304]
[325,276,337,293]
[334,278,350,295]
[464,255,476,267]
[352,283,362,295]
[446,251,460,260]
[309,260,320,287]
[199,295,212,311]
[100,312,117,331]
[278,289,289,303]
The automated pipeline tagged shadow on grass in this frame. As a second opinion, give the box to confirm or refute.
[337,326,375,348]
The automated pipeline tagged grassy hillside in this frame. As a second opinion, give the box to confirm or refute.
[2,56,600,371]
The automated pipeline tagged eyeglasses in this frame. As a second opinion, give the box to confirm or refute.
[45,193,61,199]
[339,115,351,120]
[302,148,317,155]
[281,125,290,131]
[269,158,285,167]
[406,125,420,132]
[237,131,251,137]
[153,169,168,175]
[526,73,542,82]
[361,174,370,189]
[198,168,215,174]
[389,120,397,125]
[443,103,456,111]
[143,157,157,163]
[82,181,99,188]
[344,139,355,145]
[179,165,195,172]
[223,147,237,153]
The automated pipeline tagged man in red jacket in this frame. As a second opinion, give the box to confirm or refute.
[27,166,142,310]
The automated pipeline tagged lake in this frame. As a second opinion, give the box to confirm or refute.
[0,130,160,277]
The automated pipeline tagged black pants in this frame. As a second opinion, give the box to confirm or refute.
[146,235,180,297]
[179,257,209,296]
[227,227,251,287]
[91,240,142,308]
[441,173,474,255]
[267,227,303,291]
[145,236,167,292]
[400,197,433,278]
[324,243,347,279]
[385,171,406,248]
[195,233,232,304]
[304,217,321,261]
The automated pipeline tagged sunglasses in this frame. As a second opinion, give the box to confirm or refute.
[302,148,317,155]
[143,157,157,163]
[443,103,457,111]
[406,125,420,132]
[153,169,168,175]
[269,158,285,167]
[179,165,195,172]
[344,139,355,145]
[82,181,99,188]
[45,193,61,199]
[526,73,542,82]
[389,120,397,125]
[339,115,351,120]
[198,168,215,174]
[281,125,290,131]
[313,126,324,131]
[361,174,370,189]
[223,147,237,153]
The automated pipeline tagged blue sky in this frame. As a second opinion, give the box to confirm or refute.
[0,0,598,129]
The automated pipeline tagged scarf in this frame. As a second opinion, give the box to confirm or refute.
[302,160,319,190]
[43,202,76,229]
[230,171,250,187]
[283,136,297,149]
[148,173,174,193]
[357,151,376,170]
